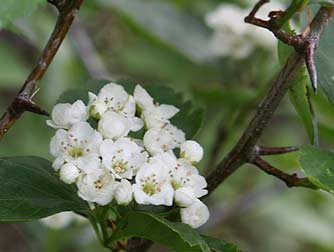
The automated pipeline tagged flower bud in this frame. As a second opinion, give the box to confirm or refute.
[114,179,133,205]
[174,187,196,207]
[180,140,204,163]
[180,200,210,228]
[89,101,108,119]
[60,163,80,184]
[98,111,131,139]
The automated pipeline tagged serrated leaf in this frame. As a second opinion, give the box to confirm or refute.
[0,156,88,221]
[111,211,210,252]
[98,0,211,63]
[201,235,240,252]
[0,0,45,28]
[278,27,316,143]
[299,145,334,193]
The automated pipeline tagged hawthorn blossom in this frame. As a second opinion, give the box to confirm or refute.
[205,2,284,59]
[49,122,102,173]
[180,200,210,228]
[160,152,207,206]
[143,124,185,155]
[134,85,179,128]
[89,83,129,113]
[180,140,204,163]
[100,138,148,179]
[133,156,174,206]
[114,179,133,205]
[47,100,88,129]
[77,169,116,206]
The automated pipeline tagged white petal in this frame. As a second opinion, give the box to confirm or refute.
[128,117,144,132]
[134,85,154,110]
[174,187,196,207]
[158,104,179,119]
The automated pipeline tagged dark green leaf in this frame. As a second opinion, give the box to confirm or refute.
[56,89,89,104]
[98,0,211,63]
[314,18,334,104]
[202,235,240,252]
[299,145,334,193]
[0,156,88,221]
[111,211,210,252]
[0,0,45,28]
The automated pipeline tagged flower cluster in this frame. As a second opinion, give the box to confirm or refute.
[205,2,285,59]
[47,83,209,228]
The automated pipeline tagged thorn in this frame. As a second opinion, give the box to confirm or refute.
[255,145,299,156]
[304,41,318,93]
[14,98,50,117]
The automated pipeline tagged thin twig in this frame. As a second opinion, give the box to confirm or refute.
[206,6,334,194]
[0,0,84,139]
[252,157,316,188]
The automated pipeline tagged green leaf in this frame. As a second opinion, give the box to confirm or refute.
[299,145,334,193]
[98,0,211,63]
[202,235,240,252]
[110,211,210,252]
[0,0,45,28]
[314,18,334,104]
[0,156,88,221]
[278,26,316,143]
[56,89,89,104]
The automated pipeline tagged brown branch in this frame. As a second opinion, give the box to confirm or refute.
[255,145,299,156]
[206,6,334,194]
[0,0,84,139]
[252,157,316,188]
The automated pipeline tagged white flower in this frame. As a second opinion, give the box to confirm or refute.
[143,124,185,155]
[205,2,284,59]
[165,154,208,204]
[100,138,148,179]
[77,169,116,206]
[114,179,133,205]
[59,163,80,184]
[180,140,204,163]
[46,100,88,129]
[98,111,131,139]
[134,85,179,128]
[49,122,102,173]
[90,83,129,112]
[133,156,174,206]
[180,200,210,228]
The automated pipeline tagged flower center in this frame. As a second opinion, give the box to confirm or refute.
[141,174,161,196]
[70,147,84,158]
[112,160,129,174]
[94,180,103,189]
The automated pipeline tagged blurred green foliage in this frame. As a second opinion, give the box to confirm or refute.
[0,0,333,252]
